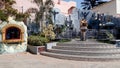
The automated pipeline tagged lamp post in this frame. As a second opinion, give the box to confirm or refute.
[68,15,73,39]
[78,9,80,19]
[95,12,102,39]
[65,15,73,39]
[99,23,102,29]
[52,10,59,24]
[21,6,23,13]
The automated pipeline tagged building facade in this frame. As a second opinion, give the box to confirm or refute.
[92,0,120,17]
[91,0,120,39]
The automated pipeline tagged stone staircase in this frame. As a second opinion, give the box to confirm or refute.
[41,39,120,61]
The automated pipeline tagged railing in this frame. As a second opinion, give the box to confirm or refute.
[87,29,98,39]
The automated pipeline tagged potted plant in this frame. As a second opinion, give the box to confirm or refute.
[27,35,49,54]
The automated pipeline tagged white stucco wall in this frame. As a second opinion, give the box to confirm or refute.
[116,0,120,14]
[92,0,117,16]
[71,8,80,32]
[53,0,76,16]
[0,19,28,54]
[13,0,39,13]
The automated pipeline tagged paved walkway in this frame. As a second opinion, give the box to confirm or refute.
[69,39,109,44]
[0,52,120,68]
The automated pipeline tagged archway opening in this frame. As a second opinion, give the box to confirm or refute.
[5,27,21,40]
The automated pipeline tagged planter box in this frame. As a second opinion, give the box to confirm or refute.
[27,45,45,55]
[46,42,57,49]
[115,40,120,47]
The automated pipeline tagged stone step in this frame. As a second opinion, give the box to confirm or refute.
[41,39,120,61]
[57,43,115,48]
[52,46,120,51]
[48,49,120,56]
[41,52,120,61]
[58,43,106,45]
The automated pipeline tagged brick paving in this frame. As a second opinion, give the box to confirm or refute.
[0,52,120,68]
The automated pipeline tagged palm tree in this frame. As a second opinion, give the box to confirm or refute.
[81,0,108,10]
[34,0,54,32]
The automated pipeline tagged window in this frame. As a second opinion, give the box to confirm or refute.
[1,24,25,43]
[6,27,20,40]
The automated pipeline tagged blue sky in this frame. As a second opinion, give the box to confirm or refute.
[64,0,110,8]
[64,0,82,8]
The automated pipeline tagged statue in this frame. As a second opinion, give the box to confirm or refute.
[80,19,88,41]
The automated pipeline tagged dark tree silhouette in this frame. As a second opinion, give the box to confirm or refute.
[81,0,108,10]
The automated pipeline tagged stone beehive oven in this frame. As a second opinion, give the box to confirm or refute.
[0,18,27,54]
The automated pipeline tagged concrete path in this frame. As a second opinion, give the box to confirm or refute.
[0,52,120,68]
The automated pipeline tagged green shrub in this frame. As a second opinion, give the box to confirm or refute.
[106,31,114,41]
[28,35,49,46]
[28,36,42,46]
[0,10,8,21]
[39,36,49,44]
